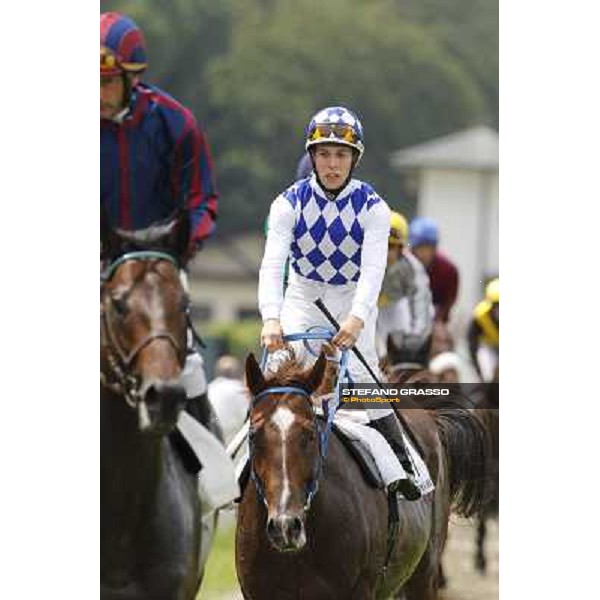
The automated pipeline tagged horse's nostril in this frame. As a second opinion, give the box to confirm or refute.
[266,518,278,540]
[290,516,303,538]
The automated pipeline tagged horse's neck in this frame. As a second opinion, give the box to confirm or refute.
[101,388,166,558]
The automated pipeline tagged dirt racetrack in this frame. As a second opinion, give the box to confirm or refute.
[440,517,499,600]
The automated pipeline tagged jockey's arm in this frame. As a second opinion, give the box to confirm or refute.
[258,196,295,349]
[437,264,459,323]
[406,252,434,341]
[334,201,390,348]
[467,319,482,377]
[174,120,219,259]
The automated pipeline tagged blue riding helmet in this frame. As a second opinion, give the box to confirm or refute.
[409,217,439,247]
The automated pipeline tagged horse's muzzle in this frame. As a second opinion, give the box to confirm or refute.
[266,513,306,552]
[138,380,187,434]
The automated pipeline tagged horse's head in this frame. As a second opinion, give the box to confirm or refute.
[100,212,191,435]
[245,351,327,553]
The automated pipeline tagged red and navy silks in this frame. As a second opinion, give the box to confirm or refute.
[427,252,459,323]
[100,83,218,250]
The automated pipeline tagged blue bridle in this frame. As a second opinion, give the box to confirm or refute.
[249,330,351,512]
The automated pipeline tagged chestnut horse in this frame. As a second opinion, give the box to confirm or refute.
[100,214,204,600]
[236,349,489,599]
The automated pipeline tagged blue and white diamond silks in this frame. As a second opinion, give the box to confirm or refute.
[283,176,382,285]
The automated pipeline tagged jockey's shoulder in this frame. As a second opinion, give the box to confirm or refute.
[433,251,458,272]
[135,83,202,135]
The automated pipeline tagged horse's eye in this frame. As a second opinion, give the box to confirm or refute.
[111,295,128,317]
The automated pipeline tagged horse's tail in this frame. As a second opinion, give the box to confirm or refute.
[426,399,490,518]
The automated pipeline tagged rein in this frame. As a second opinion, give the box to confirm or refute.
[249,331,350,513]
[100,251,185,407]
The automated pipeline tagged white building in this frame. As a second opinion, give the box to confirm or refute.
[390,125,499,335]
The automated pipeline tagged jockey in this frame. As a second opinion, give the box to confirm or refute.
[376,211,434,366]
[259,106,421,500]
[467,278,499,382]
[100,12,219,427]
[409,217,459,324]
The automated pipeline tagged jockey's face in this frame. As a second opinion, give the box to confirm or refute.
[412,244,436,268]
[100,74,126,119]
[313,144,354,190]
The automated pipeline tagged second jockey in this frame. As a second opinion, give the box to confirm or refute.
[100,12,219,428]
[259,106,421,500]
[468,278,499,382]
[376,211,434,366]
[409,217,459,324]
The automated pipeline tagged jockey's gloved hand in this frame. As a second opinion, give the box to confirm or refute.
[261,319,284,351]
[332,315,364,350]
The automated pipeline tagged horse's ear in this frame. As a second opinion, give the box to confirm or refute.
[167,209,191,264]
[386,333,399,358]
[245,353,265,396]
[307,352,327,391]
[100,204,120,260]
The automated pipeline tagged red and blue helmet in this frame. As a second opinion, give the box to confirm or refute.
[100,12,147,76]
[305,106,365,161]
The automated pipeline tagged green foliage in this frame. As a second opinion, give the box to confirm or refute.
[205,320,262,359]
[196,516,238,598]
[101,0,497,233]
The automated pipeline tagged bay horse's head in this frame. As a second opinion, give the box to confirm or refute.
[100,211,191,435]
[245,352,327,552]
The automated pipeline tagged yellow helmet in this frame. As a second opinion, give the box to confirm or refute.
[485,278,499,303]
[389,211,409,246]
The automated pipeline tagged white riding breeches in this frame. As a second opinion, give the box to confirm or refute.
[181,351,207,399]
[266,272,392,420]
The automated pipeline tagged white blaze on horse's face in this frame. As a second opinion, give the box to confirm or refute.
[271,406,295,511]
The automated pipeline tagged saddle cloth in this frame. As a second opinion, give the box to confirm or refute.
[177,412,240,515]
[235,409,434,500]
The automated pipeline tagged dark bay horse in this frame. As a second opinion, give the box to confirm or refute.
[101,214,204,600]
[236,350,489,599]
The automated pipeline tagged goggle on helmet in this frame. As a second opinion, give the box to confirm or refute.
[305,107,365,161]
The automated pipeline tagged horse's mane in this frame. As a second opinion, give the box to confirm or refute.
[264,351,311,388]
[114,221,178,250]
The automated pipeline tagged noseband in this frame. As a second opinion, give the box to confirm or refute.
[100,251,185,407]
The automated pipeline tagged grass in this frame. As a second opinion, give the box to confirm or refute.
[197,511,240,599]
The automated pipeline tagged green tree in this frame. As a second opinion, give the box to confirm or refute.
[207,0,487,231]
[101,0,497,234]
